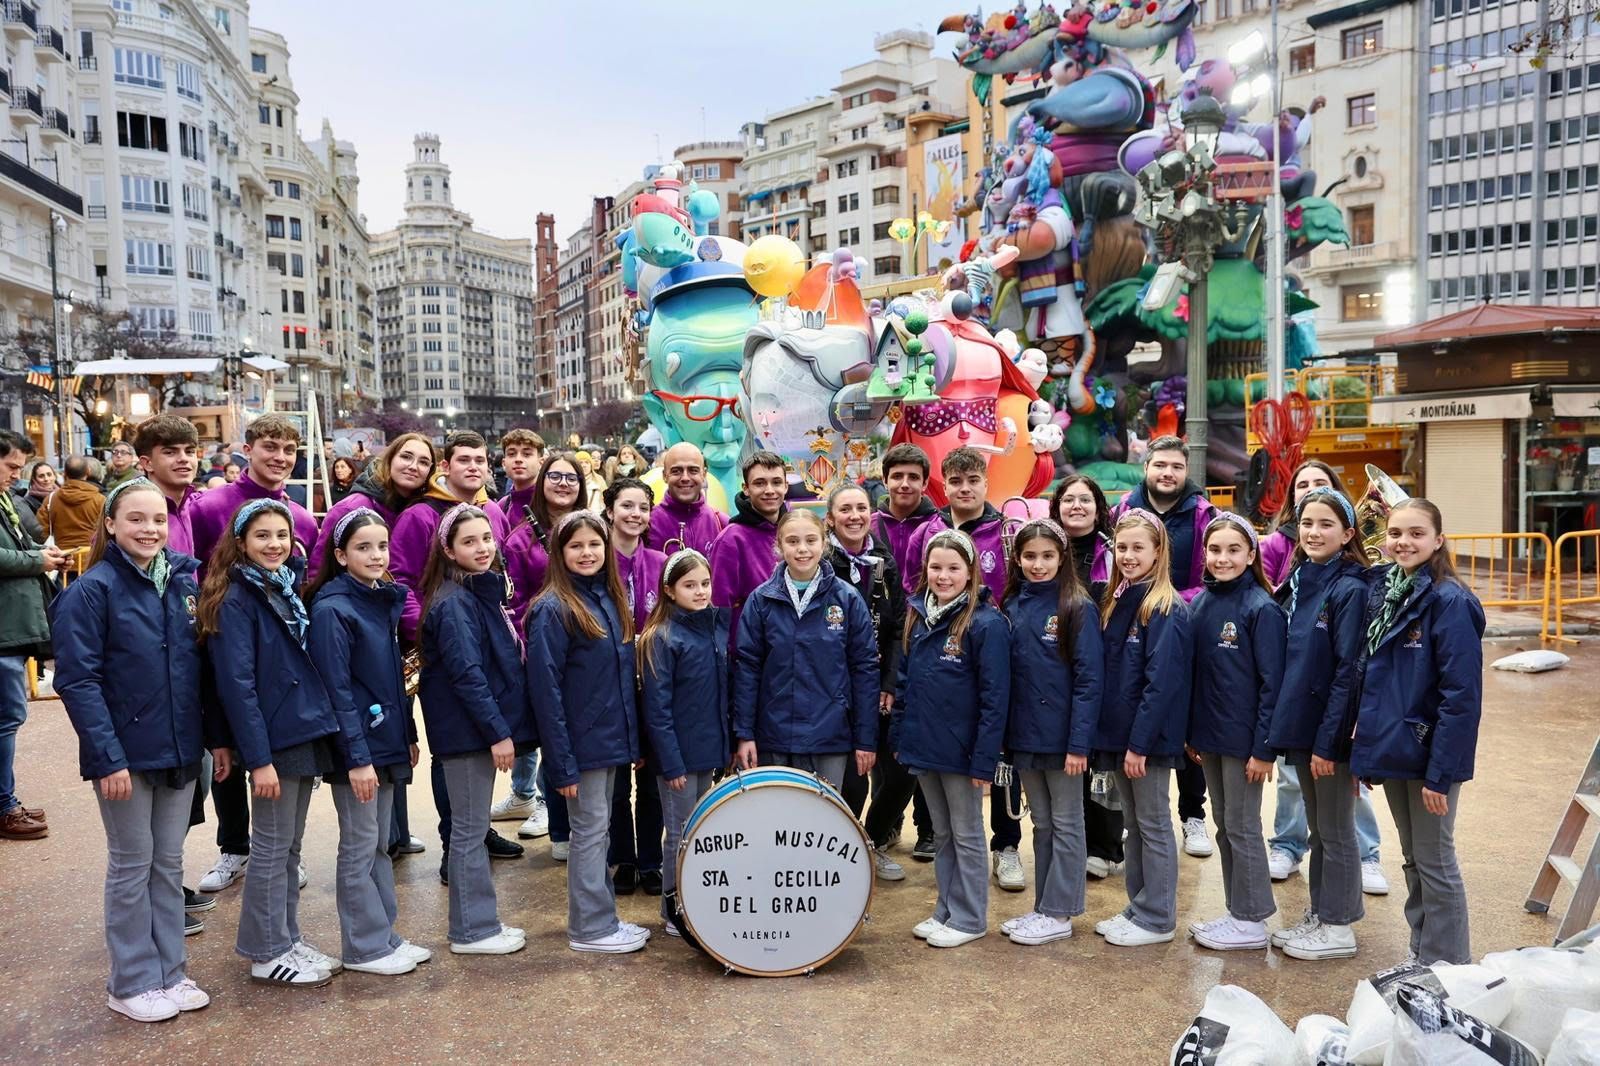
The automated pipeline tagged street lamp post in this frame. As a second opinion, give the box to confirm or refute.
[47,211,73,461]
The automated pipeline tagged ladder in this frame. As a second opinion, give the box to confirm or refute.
[276,391,333,522]
[1526,734,1600,943]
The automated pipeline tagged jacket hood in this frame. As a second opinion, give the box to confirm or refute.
[753,560,837,602]
[316,572,407,610]
[56,479,104,504]
[1201,571,1258,596]
[877,496,940,522]
[672,603,724,634]
[942,502,1002,534]
[729,491,785,529]
[1128,479,1204,515]
[659,492,712,518]
[423,474,491,509]
[348,465,396,509]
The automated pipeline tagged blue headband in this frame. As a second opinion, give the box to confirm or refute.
[104,476,159,513]
[1298,487,1356,527]
[232,497,292,537]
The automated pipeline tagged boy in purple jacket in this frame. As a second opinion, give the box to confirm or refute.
[709,450,787,642]
[646,442,727,556]
[871,444,946,596]
[906,448,1007,606]
[494,429,545,524]
[132,415,201,557]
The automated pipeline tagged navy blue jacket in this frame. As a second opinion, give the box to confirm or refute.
[1003,580,1103,757]
[1267,556,1369,761]
[892,591,1011,778]
[418,571,536,759]
[1094,584,1193,758]
[1351,567,1485,792]
[733,565,879,755]
[526,574,638,788]
[209,565,338,771]
[641,605,732,780]
[1188,574,1287,761]
[51,545,206,780]
[308,575,416,771]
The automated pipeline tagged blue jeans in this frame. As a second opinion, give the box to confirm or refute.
[1270,759,1381,864]
[0,655,28,815]
[510,750,543,802]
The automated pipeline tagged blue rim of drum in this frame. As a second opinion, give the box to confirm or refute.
[676,766,875,977]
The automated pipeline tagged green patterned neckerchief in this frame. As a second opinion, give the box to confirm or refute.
[141,549,172,598]
[1367,565,1417,654]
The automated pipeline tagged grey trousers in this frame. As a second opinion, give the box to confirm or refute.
[658,771,717,923]
[442,753,500,945]
[237,772,316,962]
[919,771,988,935]
[1383,780,1468,964]
[1290,756,1364,927]
[1018,767,1087,920]
[330,781,403,964]
[766,751,848,792]
[1200,754,1277,923]
[96,777,195,997]
[568,766,621,941]
[1115,767,1178,934]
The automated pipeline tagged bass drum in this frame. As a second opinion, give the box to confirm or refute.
[676,766,873,976]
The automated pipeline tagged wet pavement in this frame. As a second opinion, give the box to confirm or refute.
[2,640,1597,1065]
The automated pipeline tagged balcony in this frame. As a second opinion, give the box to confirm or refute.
[213,231,224,247]
[9,86,41,123]
[41,108,70,142]
[2,1,36,41]
[0,145,81,215]
[83,127,100,144]
[33,24,64,63]
[231,193,241,208]
[87,205,105,219]
[210,176,222,192]
[77,54,95,70]
[1309,239,1402,273]
[0,67,9,97]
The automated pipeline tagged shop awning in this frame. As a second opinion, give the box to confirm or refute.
[1552,387,1600,419]
[71,356,289,376]
[1370,385,1532,425]
[745,189,772,203]
[1374,304,1600,349]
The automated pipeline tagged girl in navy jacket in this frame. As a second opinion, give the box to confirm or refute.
[732,508,879,790]
[1094,510,1192,947]
[637,548,730,933]
[306,508,426,976]
[1185,514,1286,952]
[196,498,340,987]
[893,528,1010,949]
[999,519,1102,947]
[1352,498,1484,965]
[417,504,534,957]
[52,479,217,1021]
[1265,487,1370,961]
[526,510,647,955]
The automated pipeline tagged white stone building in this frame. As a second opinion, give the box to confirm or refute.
[739,96,833,256]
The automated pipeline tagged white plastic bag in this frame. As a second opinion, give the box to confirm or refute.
[1346,962,1513,1064]
[1386,982,1542,1065]
[1491,650,1570,673]
[1294,1014,1350,1066]
[1170,984,1297,1065]
[1546,1008,1600,1066]
[1483,946,1600,1054]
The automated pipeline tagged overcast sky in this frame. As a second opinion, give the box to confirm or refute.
[257,0,959,244]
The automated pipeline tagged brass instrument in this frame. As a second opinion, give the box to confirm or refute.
[1355,464,1409,563]
[403,647,421,698]
[999,496,1034,565]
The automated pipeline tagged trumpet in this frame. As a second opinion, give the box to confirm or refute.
[402,647,421,698]
[1355,464,1409,564]
[1000,496,1034,565]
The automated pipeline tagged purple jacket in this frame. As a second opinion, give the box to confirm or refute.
[496,484,537,525]
[871,498,947,596]
[389,479,512,642]
[1260,528,1295,588]
[709,494,783,644]
[163,485,200,558]
[646,494,727,557]
[188,473,319,576]
[615,543,667,632]
[1111,482,1217,602]
[307,486,400,583]
[907,504,1008,605]
[503,517,548,625]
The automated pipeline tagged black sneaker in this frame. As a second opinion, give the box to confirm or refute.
[485,829,524,860]
[184,887,217,913]
[614,863,638,895]
[912,835,937,862]
[184,912,204,936]
[640,868,663,896]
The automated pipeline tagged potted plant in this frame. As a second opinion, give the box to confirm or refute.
[1528,445,1557,492]
[1556,444,1581,492]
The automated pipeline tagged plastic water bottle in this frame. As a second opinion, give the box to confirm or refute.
[367,703,385,729]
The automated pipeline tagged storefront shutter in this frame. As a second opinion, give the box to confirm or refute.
[1424,420,1505,540]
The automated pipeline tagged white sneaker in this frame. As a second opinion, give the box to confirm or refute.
[344,948,418,975]
[451,930,527,955]
[489,792,537,821]
[517,803,550,839]
[250,949,332,986]
[292,940,341,975]
[1187,913,1229,937]
[1010,913,1074,946]
[873,846,905,882]
[1106,919,1175,947]
[1194,917,1271,951]
[993,847,1026,891]
[619,920,653,942]
[297,863,308,889]
[197,853,248,892]
[499,925,525,942]
[1268,847,1301,881]
[1001,910,1041,935]
[107,989,178,1022]
[1271,907,1320,948]
[550,840,570,862]
[396,941,432,964]
[926,925,986,948]
[161,978,210,1012]
[1362,860,1390,895]
[569,926,648,954]
[1085,856,1123,879]
[1282,922,1358,961]
[912,917,945,940]
[664,920,682,938]
[1182,818,1214,857]
[1095,913,1132,937]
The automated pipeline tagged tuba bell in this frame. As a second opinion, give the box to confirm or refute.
[1355,464,1410,564]
[1000,496,1033,565]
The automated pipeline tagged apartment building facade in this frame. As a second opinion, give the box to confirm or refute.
[739,96,833,255]
[548,220,592,441]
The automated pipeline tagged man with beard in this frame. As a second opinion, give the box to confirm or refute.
[645,442,726,556]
